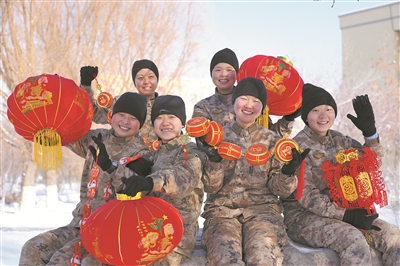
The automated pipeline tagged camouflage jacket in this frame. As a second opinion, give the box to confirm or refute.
[80,85,158,146]
[192,87,294,137]
[66,128,150,227]
[147,136,206,257]
[201,120,298,220]
[281,126,384,227]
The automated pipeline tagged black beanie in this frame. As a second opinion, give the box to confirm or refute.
[210,48,239,76]
[301,83,337,124]
[112,92,147,128]
[232,77,267,110]
[131,59,159,86]
[151,95,186,126]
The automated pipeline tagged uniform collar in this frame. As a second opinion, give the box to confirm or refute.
[231,120,259,135]
[304,125,331,144]
[159,134,190,151]
[110,129,139,144]
[215,86,234,103]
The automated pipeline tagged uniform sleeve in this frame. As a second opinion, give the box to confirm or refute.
[192,100,211,120]
[65,130,94,159]
[266,156,298,197]
[268,117,294,138]
[149,151,204,197]
[202,159,233,194]
[111,144,152,192]
[80,84,115,125]
[364,137,384,158]
[297,159,346,220]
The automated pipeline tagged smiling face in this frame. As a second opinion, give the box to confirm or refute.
[134,68,158,100]
[233,95,263,128]
[153,114,184,142]
[306,104,336,136]
[111,112,141,138]
[211,62,237,94]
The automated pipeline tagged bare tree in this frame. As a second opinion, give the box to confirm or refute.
[336,40,400,226]
[1,1,206,211]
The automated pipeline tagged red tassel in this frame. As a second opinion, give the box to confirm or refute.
[295,160,305,200]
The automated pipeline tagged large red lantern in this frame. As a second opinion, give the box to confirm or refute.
[81,193,184,266]
[237,55,303,116]
[7,74,93,170]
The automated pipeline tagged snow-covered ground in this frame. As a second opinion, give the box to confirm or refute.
[0,186,397,266]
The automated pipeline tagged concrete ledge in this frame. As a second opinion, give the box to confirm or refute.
[182,229,383,266]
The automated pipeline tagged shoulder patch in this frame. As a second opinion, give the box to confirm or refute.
[313,153,324,159]
[212,109,223,114]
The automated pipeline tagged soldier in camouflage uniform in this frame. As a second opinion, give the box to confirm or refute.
[19,93,152,266]
[192,47,300,138]
[80,59,159,146]
[119,95,206,266]
[281,83,400,266]
[196,78,308,266]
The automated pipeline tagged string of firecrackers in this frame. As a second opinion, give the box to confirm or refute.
[184,117,306,200]
[321,147,388,215]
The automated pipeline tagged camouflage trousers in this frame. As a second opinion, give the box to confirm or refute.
[286,214,400,266]
[19,226,80,266]
[81,247,187,266]
[201,214,287,266]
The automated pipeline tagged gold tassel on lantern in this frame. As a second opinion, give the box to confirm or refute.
[257,106,269,129]
[34,129,62,170]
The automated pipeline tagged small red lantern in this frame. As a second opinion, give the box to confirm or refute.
[245,144,271,165]
[204,121,224,147]
[237,55,303,116]
[7,74,93,170]
[81,193,184,266]
[186,117,210,137]
[218,142,242,160]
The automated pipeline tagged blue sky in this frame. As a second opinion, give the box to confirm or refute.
[198,0,396,89]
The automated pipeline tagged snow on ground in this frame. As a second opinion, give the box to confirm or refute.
[0,186,397,266]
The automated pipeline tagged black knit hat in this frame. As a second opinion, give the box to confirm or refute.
[131,59,159,86]
[232,77,267,110]
[151,95,186,126]
[210,48,239,76]
[112,92,147,128]
[301,83,337,124]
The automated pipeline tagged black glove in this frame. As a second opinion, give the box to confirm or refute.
[346,95,376,137]
[283,107,302,121]
[88,133,112,171]
[80,66,98,86]
[126,158,154,176]
[343,209,381,231]
[281,148,310,176]
[120,175,154,196]
[196,136,222,163]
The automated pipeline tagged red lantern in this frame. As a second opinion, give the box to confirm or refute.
[237,55,303,116]
[7,74,93,170]
[81,193,184,266]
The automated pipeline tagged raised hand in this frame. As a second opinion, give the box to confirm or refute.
[80,66,99,86]
[281,148,310,176]
[346,94,376,137]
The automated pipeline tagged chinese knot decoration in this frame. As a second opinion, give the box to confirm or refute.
[7,74,94,170]
[322,147,388,215]
[237,55,303,129]
[80,193,184,265]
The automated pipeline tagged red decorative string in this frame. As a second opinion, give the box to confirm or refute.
[295,160,305,200]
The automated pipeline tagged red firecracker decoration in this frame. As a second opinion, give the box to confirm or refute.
[7,74,93,170]
[237,55,303,117]
[322,147,388,215]
[81,193,184,266]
